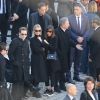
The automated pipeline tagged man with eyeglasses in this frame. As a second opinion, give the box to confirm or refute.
[8,27,41,100]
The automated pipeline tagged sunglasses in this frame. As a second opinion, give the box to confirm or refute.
[35,30,42,32]
[21,34,27,36]
[47,31,53,33]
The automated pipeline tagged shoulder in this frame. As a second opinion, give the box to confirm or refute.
[63,95,70,100]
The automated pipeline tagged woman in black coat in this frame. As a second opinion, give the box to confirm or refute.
[30,24,47,87]
[80,77,98,100]
[44,25,60,95]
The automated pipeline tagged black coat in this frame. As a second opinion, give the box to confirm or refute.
[8,38,30,83]
[89,27,100,69]
[11,0,28,33]
[0,54,6,83]
[80,90,98,100]
[55,27,73,71]
[45,36,60,72]
[30,36,47,82]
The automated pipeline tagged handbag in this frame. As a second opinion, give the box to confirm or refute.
[47,51,57,60]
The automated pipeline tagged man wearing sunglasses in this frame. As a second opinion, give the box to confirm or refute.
[8,27,41,100]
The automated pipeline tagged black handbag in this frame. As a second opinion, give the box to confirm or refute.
[47,51,57,60]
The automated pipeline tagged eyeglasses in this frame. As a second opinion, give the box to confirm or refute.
[47,31,53,33]
[35,30,42,32]
[21,34,27,36]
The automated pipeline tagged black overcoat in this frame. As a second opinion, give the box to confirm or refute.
[55,27,73,71]
[89,27,100,69]
[8,38,30,83]
[45,36,61,72]
[30,36,47,82]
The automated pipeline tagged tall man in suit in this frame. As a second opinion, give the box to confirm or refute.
[63,83,77,100]
[68,3,90,81]
[28,2,52,38]
[0,0,10,42]
[10,0,28,40]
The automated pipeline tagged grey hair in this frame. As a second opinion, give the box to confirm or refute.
[59,17,69,26]
[92,17,100,26]
[66,83,76,91]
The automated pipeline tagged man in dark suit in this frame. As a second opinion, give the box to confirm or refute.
[55,17,82,91]
[68,3,90,81]
[0,0,10,42]
[63,83,77,100]
[89,17,100,81]
[28,2,52,38]
[10,0,28,40]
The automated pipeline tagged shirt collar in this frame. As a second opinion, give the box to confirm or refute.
[67,94,74,100]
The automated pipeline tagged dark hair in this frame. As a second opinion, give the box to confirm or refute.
[74,3,82,8]
[84,76,95,90]
[38,2,46,9]
[45,25,55,38]
[19,27,27,33]
[0,42,6,52]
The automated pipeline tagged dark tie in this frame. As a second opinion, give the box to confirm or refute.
[77,17,80,30]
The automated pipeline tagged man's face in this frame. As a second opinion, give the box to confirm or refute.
[38,6,47,16]
[68,85,77,96]
[74,6,82,16]
[19,30,27,40]
[62,21,70,30]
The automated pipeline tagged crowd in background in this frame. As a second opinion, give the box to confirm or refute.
[0,0,100,100]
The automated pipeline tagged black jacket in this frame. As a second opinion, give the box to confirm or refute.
[8,38,30,83]
[80,90,98,100]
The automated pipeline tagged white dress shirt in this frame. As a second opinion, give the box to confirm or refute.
[0,0,6,14]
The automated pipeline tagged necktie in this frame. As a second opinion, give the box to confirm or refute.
[77,17,81,34]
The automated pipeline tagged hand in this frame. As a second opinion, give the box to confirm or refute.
[76,44,83,51]
[13,13,19,20]
[44,39,49,44]
[77,36,84,43]
[37,36,42,42]
[89,58,92,62]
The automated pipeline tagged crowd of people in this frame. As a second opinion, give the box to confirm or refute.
[0,0,100,100]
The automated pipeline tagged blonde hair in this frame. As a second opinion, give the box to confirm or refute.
[88,1,97,13]
[32,24,42,36]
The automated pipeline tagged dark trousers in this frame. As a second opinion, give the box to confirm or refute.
[74,48,83,78]
[0,14,8,42]
[45,60,57,87]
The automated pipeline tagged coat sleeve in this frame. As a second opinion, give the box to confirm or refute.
[8,40,17,63]
[30,39,44,54]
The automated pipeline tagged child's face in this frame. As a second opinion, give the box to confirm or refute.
[1,49,7,56]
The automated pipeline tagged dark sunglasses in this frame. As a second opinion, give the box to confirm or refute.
[21,34,27,36]
[35,30,41,32]
[47,31,53,33]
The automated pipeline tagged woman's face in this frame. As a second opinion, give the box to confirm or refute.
[34,27,42,36]
[86,81,95,91]
[47,29,53,37]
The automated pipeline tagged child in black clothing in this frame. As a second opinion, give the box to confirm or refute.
[0,42,12,100]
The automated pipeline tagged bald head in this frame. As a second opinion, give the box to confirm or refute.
[66,83,77,96]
